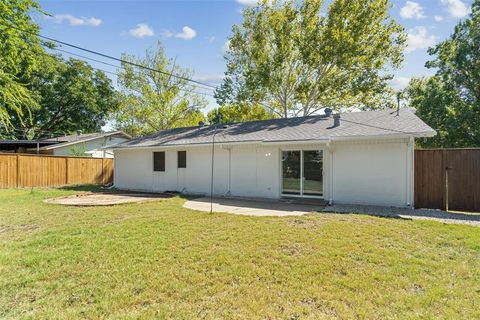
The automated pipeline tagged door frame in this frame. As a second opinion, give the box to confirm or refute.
[279,147,325,199]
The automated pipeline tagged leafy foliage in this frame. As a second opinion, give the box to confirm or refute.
[207,103,274,124]
[111,42,207,137]
[408,1,480,148]
[8,54,119,139]
[0,0,44,130]
[216,0,405,118]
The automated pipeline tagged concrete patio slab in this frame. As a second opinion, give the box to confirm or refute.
[183,197,325,216]
[45,192,173,206]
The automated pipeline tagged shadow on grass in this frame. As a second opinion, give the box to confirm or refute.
[57,184,106,193]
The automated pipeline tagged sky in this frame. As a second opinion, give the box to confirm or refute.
[35,0,474,114]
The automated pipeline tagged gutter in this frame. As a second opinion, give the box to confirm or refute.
[110,132,435,151]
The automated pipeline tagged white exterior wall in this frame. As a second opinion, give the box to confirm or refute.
[113,138,414,207]
[330,138,412,207]
[114,145,282,198]
[52,136,128,158]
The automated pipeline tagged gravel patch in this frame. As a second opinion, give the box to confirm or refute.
[323,204,480,227]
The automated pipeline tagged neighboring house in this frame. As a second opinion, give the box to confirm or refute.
[36,131,131,158]
[111,109,435,207]
[0,140,58,153]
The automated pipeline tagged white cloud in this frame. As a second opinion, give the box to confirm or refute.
[434,15,444,21]
[400,1,425,19]
[162,26,197,40]
[128,24,155,38]
[175,26,197,40]
[441,0,471,18]
[406,26,437,53]
[390,76,411,90]
[236,0,258,5]
[49,14,102,27]
[206,36,216,43]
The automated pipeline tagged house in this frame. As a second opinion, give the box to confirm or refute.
[111,109,435,207]
[0,140,59,154]
[35,131,131,158]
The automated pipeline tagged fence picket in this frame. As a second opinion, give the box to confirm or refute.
[0,154,113,188]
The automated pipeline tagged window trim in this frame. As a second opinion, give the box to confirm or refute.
[153,151,165,172]
[177,150,187,168]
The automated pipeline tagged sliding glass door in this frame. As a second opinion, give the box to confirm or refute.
[281,151,301,195]
[282,150,323,197]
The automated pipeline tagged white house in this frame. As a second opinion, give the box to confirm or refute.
[112,109,435,207]
[37,131,131,158]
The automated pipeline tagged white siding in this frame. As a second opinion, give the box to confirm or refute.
[331,139,409,206]
[114,145,281,198]
[114,138,413,207]
[52,136,129,158]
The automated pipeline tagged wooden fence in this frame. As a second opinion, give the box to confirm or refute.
[415,149,480,212]
[0,154,113,188]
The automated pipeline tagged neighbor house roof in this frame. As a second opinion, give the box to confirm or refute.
[113,109,435,149]
[40,131,131,150]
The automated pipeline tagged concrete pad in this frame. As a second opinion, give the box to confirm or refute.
[45,192,173,206]
[183,197,324,216]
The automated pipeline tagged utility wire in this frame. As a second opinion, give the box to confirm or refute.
[0,22,218,90]
[50,47,217,92]
[340,117,416,135]
[40,46,216,98]
[42,48,215,97]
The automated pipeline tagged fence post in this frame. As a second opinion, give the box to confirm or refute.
[16,154,19,188]
[65,157,69,185]
[101,158,104,185]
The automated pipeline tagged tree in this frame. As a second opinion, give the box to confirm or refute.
[407,77,474,148]
[215,0,405,118]
[8,54,119,139]
[207,103,274,124]
[112,42,207,137]
[0,0,44,130]
[407,1,480,148]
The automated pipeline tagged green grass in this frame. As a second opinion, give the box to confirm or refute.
[0,187,479,319]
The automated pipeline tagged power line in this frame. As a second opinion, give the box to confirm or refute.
[340,117,416,135]
[42,47,216,98]
[49,47,216,92]
[1,22,218,90]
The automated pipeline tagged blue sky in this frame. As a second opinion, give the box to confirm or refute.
[35,0,473,113]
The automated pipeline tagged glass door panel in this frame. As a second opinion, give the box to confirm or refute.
[282,151,301,195]
[303,150,323,196]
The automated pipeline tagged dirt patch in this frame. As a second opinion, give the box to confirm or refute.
[44,191,174,206]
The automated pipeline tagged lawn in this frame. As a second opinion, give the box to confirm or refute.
[0,187,479,319]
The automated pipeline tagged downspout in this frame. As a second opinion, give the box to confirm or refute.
[210,124,219,213]
[406,136,414,207]
[327,139,334,205]
[227,147,231,195]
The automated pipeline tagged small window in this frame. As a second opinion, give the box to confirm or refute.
[153,152,165,172]
[178,151,186,168]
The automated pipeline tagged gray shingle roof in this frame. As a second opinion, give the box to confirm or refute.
[114,108,435,149]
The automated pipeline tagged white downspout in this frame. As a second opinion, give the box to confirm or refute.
[327,140,334,205]
[407,136,414,207]
[227,147,231,195]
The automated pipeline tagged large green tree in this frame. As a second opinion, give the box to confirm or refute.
[112,42,207,137]
[407,1,480,148]
[215,0,405,118]
[0,0,44,130]
[207,103,274,124]
[8,54,119,139]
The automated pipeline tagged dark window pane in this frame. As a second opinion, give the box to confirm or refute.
[282,151,301,195]
[153,152,165,172]
[178,151,186,168]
